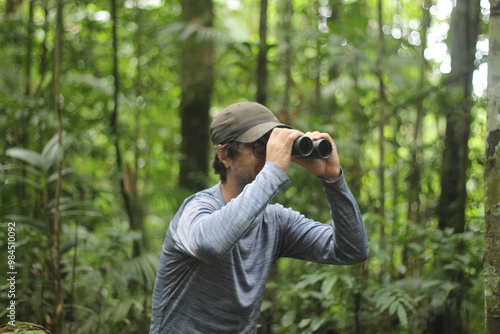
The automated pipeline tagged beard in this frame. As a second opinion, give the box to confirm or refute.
[232,159,265,194]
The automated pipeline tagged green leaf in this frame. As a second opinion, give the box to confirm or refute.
[0,164,43,177]
[61,239,79,255]
[260,300,273,312]
[396,304,408,325]
[117,231,142,242]
[388,299,399,315]
[310,316,329,331]
[298,318,311,328]
[47,167,73,183]
[5,214,48,232]
[6,148,43,169]
[321,276,338,295]
[281,310,296,328]
[375,292,396,311]
[59,210,101,218]
[294,271,328,290]
[41,134,62,172]
[0,321,51,333]
[5,175,44,191]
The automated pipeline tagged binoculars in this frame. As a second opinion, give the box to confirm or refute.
[292,136,332,159]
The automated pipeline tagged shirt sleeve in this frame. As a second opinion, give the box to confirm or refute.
[277,171,369,265]
[173,162,289,263]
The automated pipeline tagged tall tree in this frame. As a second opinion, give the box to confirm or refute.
[375,0,387,279]
[431,0,480,332]
[256,0,268,105]
[5,0,19,14]
[406,0,431,230]
[52,0,64,332]
[484,1,500,333]
[437,0,480,234]
[109,0,144,258]
[404,0,432,276]
[277,0,293,124]
[178,0,214,192]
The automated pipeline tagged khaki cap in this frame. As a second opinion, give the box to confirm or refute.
[210,102,291,144]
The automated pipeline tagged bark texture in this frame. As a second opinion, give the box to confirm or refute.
[179,0,214,192]
[485,2,500,333]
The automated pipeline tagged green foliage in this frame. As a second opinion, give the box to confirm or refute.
[0,322,51,333]
[0,0,488,333]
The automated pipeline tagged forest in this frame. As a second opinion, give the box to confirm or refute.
[1,0,499,333]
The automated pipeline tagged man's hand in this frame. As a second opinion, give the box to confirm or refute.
[291,131,341,182]
[266,128,304,173]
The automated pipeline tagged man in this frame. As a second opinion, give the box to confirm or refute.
[150,101,369,333]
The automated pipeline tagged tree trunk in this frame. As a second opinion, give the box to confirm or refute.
[178,0,213,192]
[52,0,64,332]
[375,0,387,280]
[255,2,276,333]
[437,0,479,233]
[430,0,480,333]
[5,0,20,14]
[404,0,431,276]
[110,0,144,258]
[256,0,268,105]
[484,2,500,333]
[131,0,147,256]
[35,3,50,96]
[25,0,34,96]
[13,0,36,215]
[313,0,321,114]
[278,0,293,124]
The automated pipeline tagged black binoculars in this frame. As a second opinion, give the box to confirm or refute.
[292,136,332,159]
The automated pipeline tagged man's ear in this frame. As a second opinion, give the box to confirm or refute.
[216,148,232,169]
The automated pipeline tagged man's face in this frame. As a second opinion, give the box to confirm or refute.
[230,144,266,192]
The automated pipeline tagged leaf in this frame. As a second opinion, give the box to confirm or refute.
[47,167,73,183]
[339,274,356,289]
[310,316,329,331]
[0,164,43,177]
[260,300,273,312]
[5,214,48,233]
[6,148,43,169]
[388,299,399,315]
[41,134,62,172]
[60,210,101,218]
[0,321,51,333]
[321,276,338,295]
[66,73,113,96]
[401,297,417,311]
[298,318,311,328]
[375,291,396,311]
[179,23,198,41]
[294,271,328,290]
[281,310,296,328]
[125,252,159,287]
[396,304,408,325]
[5,134,65,172]
[61,239,79,255]
[117,230,142,242]
[5,175,44,191]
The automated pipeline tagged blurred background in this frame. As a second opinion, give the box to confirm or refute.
[0,0,491,333]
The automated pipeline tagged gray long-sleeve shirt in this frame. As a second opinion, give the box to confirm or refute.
[150,162,369,333]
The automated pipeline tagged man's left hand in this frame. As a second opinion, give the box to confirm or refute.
[291,131,341,182]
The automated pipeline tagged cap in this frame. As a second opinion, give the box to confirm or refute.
[210,102,291,144]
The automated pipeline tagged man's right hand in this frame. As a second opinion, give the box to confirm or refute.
[266,128,304,173]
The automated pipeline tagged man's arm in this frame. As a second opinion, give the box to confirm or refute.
[268,129,368,263]
[173,162,289,262]
[278,172,369,265]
